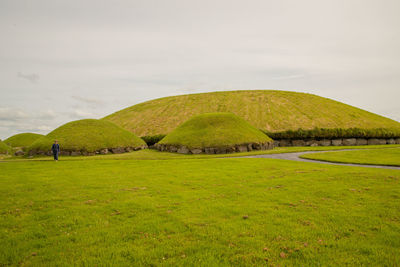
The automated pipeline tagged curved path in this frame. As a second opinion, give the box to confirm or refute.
[241,150,400,170]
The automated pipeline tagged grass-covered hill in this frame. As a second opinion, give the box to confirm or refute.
[4,133,44,148]
[158,113,273,150]
[0,140,12,155]
[28,119,147,154]
[103,90,400,136]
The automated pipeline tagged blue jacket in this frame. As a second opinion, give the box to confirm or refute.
[52,144,60,153]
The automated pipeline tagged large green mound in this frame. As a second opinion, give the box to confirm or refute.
[28,119,147,154]
[104,90,400,136]
[0,140,12,155]
[156,113,273,153]
[4,133,44,148]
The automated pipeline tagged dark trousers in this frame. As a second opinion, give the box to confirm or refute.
[53,151,59,160]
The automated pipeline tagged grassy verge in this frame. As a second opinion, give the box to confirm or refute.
[0,157,399,265]
[3,145,400,162]
[301,148,400,166]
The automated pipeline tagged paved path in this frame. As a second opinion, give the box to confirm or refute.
[241,150,400,170]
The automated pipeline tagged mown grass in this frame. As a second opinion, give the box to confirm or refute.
[4,133,44,148]
[103,90,400,136]
[301,148,400,166]
[1,151,399,266]
[159,113,272,148]
[28,119,146,153]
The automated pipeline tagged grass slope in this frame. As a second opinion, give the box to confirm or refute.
[159,113,272,148]
[4,133,44,148]
[301,148,400,166]
[0,156,399,265]
[103,90,400,136]
[0,140,12,154]
[28,119,146,153]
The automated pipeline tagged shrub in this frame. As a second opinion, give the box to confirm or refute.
[264,127,400,140]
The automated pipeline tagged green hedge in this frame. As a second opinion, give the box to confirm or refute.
[141,134,166,146]
[263,128,400,140]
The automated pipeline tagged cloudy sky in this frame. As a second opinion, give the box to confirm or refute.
[1,0,399,139]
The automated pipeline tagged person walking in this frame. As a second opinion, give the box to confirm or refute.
[51,140,60,161]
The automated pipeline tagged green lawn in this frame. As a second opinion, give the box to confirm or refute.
[1,153,399,266]
[301,148,400,166]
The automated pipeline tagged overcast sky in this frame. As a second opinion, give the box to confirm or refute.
[1,0,399,139]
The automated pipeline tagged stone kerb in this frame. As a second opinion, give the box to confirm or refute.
[275,138,396,147]
[28,145,147,156]
[155,142,274,154]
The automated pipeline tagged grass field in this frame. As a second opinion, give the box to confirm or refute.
[301,148,400,167]
[159,113,272,148]
[103,90,400,136]
[1,147,399,266]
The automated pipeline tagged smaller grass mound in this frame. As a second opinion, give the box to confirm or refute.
[4,133,44,149]
[156,113,273,154]
[28,119,147,156]
[0,140,12,155]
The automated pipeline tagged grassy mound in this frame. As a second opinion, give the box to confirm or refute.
[158,113,272,150]
[103,90,400,136]
[28,119,147,154]
[4,133,44,148]
[0,140,12,155]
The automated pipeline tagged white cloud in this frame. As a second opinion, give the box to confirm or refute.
[71,95,104,105]
[37,109,58,120]
[0,0,399,137]
[35,125,53,131]
[270,74,306,81]
[17,72,39,83]
[69,109,96,119]
[0,107,64,137]
[0,107,30,121]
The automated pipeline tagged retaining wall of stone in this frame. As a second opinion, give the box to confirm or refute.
[274,138,400,147]
[28,145,147,156]
[154,142,274,154]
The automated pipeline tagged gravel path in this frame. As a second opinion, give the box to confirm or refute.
[241,150,400,170]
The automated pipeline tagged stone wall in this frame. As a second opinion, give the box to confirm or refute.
[274,138,400,147]
[28,145,147,156]
[154,142,274,154]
